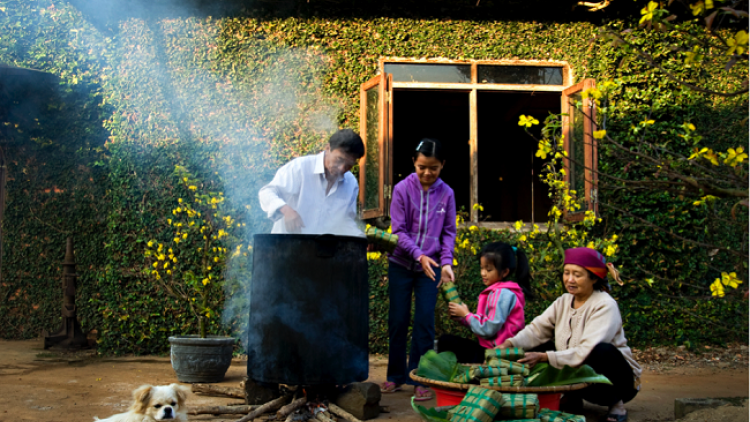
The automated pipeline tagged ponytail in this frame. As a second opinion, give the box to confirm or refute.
[478,241,533,299]
[514,248,532,299]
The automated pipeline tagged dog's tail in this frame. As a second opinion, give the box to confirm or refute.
[93,417,101,421]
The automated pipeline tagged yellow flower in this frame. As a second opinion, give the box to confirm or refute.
[704,150,719,165]
[182,233,188,239]
[710,279,725,297]
[518,115,539,128]
[147,240,154,247]
[604,245,617,257]
[593,130,607,139]
[178,198,183,203]
[472,203,484,211]
[640,119,655,126]
[153,262,158,268]
[724,147,748,166]
[163,262,169,269]
[587,241,595,249]
[518,235,527,242]
[207,266,212,271]
[469,225,478,232]
[167,219,172,225]
[514,221,523,231]
[202,278,210,286]
[174,237,180,244]
[214,257,219,262]
[721,272,743,289]
[166,270,171,275]
[453,259,458,266]
[639,1,659,24]
[727,30,748,56]
[189,185,197,191]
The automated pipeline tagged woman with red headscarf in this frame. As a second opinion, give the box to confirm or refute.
[498,247,641,422]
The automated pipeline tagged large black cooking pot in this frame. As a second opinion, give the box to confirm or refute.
[247,234,369,385]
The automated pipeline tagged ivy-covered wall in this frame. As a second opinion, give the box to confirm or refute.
[0,0,746,354]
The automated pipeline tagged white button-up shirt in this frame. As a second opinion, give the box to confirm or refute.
[258,152,363,237]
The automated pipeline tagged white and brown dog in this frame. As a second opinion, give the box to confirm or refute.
[94,383,191,422]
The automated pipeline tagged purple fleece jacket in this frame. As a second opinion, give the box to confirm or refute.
[389,173,457,272]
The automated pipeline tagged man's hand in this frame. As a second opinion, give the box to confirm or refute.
[280,205,305,233]
[448,302,470,318]
[418,255,439,281]
[517,352,548,367]
[439,265,455,288]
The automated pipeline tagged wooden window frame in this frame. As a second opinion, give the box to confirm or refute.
[359,59,597,225]
[561,79,598,222]
[358,73,392,220]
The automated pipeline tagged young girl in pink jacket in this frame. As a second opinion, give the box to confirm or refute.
[439,242,531,363]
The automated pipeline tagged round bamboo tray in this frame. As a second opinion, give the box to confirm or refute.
[409,369,589,393]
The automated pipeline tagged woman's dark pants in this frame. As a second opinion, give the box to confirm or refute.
[539,342,638,406]
[387,262,440,386]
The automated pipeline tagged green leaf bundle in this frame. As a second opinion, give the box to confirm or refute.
[524,363,612,387]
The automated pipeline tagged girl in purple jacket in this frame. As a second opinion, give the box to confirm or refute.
[380,139,457,401]
[439,242,531,364]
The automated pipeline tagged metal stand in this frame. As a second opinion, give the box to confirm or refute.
[42,237,90,350]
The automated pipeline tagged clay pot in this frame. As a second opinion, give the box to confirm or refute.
[168,335,234,383]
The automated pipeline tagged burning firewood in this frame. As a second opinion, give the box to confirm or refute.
[277,397,307,419]
[193,383,247,399]
[328,403,364,422]
[188,405,258,415]
[315,411,336,422]
[234,395,290,422]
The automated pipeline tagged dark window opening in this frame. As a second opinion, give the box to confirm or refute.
[391,90,471,212]
[477,66,563,85]
[385,63,472,84]
[477,91,559,222]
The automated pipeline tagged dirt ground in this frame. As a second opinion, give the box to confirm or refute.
[0,339,747,422]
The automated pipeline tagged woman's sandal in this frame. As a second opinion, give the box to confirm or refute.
[413,386,433,401]
[602,412,628,422]
[380,381,403,393]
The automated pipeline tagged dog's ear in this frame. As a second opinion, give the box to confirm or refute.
[131,384,153,413]
[171,383,192,406]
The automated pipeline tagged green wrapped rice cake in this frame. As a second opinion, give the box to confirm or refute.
[497,393,539,420]
[440,281,463,305]
[485,347,525,362]
[485,358,531,376]
[479,375,525,387]
[448,386,503,422]
[538,409,585,422]
[365,227,399,253]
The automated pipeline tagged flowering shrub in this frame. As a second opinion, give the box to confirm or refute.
[143,166,249,338]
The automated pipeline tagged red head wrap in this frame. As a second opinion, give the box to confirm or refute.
[564,247,608,280]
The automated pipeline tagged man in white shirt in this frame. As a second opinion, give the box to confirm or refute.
[258,129,365,237]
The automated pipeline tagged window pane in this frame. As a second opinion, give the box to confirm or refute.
[384,63,471,83]
[478,66,563,85]
[568,93,587,209]
[364,86,381,211]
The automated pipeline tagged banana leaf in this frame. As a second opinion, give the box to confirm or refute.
[524,363,612,387]
[416,350,460,382]
[411,397,452,422]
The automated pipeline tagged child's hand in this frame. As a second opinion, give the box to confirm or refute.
[448,302,470,318]
[496,340,513,349]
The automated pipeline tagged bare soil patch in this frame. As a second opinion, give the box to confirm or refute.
[0,339,746,422]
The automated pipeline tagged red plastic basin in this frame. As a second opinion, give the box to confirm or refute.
[432,387,562,410]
